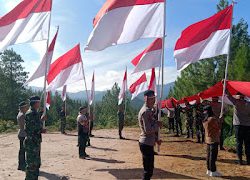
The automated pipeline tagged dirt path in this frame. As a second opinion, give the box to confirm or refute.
[0,128,249,180]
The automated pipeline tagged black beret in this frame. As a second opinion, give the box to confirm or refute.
[144,90,155,97]
[203,105,212,112]
[79,106,87,112]
[29,96,41,102]
[19,101,27,107]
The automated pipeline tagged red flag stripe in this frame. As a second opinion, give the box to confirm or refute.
[131,38,162,66]
[47,44,82,84]
[174,5,232,50]
[129,73,147,93]
[0,0,52,27]
[94,0,164,27]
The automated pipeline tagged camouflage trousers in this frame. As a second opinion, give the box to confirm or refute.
[60,118,66,133]
[24,139,41,180]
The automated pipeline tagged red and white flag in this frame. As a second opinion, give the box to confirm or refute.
[46,91,51,109]
[148,68,157,95]
[118,68,127,105]
[26,28,58,84]
[61,85,67,102]
[85,0,165,51]
[174,5,233,70]
[0,0,52,51]
[89,72,95,105]
[132,38,162,74]
[129,73,148,100]
[47,44,84,91]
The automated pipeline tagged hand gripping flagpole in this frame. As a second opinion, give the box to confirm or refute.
[220,1,235,118]
[157,0,167,152]
[42,2,53,128]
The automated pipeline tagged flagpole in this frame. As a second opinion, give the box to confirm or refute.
[42,2,53,127]
[124,67,127,121]
[157,0,167,152]
[220,2,234,118]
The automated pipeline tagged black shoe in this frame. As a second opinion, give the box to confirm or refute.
[17,166,25,171]
[174,134,180,137]
[119,136,125,140]
[238,160,243,165]
[79,156,85,159]
[154,151,158,155]
[90,134,94,137]
[85,154,90,157]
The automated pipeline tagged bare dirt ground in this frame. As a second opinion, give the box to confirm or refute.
[0,128,250,180]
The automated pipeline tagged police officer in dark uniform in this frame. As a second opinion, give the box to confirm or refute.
[138,90,162,180]
[24,96,46,180]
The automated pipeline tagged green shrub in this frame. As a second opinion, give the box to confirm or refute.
[224,135,236,152]
[0,120,17,133]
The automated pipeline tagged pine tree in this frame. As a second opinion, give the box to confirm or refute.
[0,49,28,120]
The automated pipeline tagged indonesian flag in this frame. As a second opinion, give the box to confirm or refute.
[129,73,148,100]
[61,85,67,102]
[26,28,58,84]
[89,72,95,105]
[0,0,52,52]
[148,68,157,95]
[118,68,127,105]
[47,44,84,91]
[85,0,165,51]
[46,91,51,109]
[174,5,233,70]
[132,38,162,74]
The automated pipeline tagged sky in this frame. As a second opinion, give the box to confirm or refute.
[0,0,249,93]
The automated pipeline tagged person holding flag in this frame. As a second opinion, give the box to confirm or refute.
[138,90,162,180]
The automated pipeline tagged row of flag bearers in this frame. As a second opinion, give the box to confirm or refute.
[1,0,247,179]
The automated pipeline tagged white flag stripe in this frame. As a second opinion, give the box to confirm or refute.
[47,63,83,91]
[133,49,162,74]
[174,29,230,70]
[61,85,67,101]
[86,3,164,51]
[131,81,148,100]
[26,51,53,84]
[0,12,50,51]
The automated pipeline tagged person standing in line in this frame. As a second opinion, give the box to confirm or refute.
[17,101,29,171]
[59,105,67,134]
[210,96,225,150]
[183,100,194,139]
[203,105,222,177]
[172,100,183,136]
[117,106,125,139]
[138,90,162,180]
[24,96,46,180]
[226,90,250,165]
[167,108,175,134]
[77,106,90,159]
[195,102,205,143]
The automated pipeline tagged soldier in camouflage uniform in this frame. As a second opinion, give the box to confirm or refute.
[24,96,46,180]
[183,100,194,138]
[60,105,66,134]
[195,102,205,143]
[171,100,183,136]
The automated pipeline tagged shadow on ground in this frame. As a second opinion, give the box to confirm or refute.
[89,145,118,152]
[159,154,238,165]
[95,168,196,179]
[91,157,125,164]
[40,171,69,180]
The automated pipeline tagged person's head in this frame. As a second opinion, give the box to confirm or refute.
[79,106,87,114]
[184,98,189,106]
[203,105,214,119]
[29,96,41,110]
[236,92,245,100]
[19,101,28,113]
[144,90,156,108]
[212,96,219,102]
[118,105,124,112]
[62,105,65,111]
